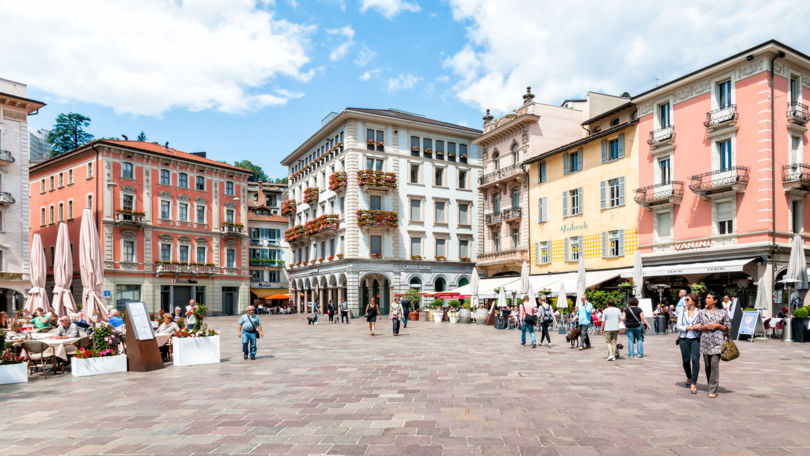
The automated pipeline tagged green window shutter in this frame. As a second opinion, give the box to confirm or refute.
[537,198,543,223]
[600,181,606,210]
[562,191,568,217]
[618,177,626,206]
[601,139,607,163]
[541,162,546,182]
[563,153,569,175]
[618,133,625,158]
[577,187,583,214]
[541,197,547,222]
[618,229,626,256]
[564,237,570,262]
[601,232,607,258]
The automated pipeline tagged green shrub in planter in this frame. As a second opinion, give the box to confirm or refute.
[462,301,471,310]
[449,299,460,308]
[431,299,443,309]
[794,308,809,319]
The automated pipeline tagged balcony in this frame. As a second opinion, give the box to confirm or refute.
[787,101,809,126]
[154,262,217,276]
[249,258,285,268]
[479,164,522,188]
[703,105,738,131]
[305,214,340,238]
[0,192,15,205]
[115,210,145,227]
[250,238,280,247]
[357,210,398,230]
[647,126,674,148]
[477,248,528,267]
[783,163,810,194]
[501,207,521,222]
[329,171,347,192]
[357,170,397,191]
[284,225,309,245]
[485,212,502,226]
[221,223,245,237]
[0,150,14,165]
[634,181,685,209]
[689,166,749,199]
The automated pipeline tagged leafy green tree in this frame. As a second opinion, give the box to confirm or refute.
[274,177,288,184]
[233,159,268,182]
[136,131,147,141]
[47,113,94,156]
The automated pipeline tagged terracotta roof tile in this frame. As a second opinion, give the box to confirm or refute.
[102,140,251,174]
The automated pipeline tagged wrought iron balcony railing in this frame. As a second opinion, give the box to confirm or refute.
[787,101,809,124]
[634,181,685,208]
[484,212,502,225]
[501,207,522,221]
[0,192,15,205]
[0,150,14,164]
[783,163,810,192]
[154,262,217,275]
[647,126,674,146]
[689,166,749,197]
[703,105,738,129]
[479,164,521,186]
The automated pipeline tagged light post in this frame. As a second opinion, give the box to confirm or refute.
[780,278,800,343]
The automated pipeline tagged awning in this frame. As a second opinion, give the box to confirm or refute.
[620,258,756,278]
[531,269,629,294]
[251,288,288,299]
[447,276,520,298]
[266,293,289,300]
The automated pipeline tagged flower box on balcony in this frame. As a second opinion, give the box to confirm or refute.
[411,255,422,260]
[305,214,339,236]
[172,335,220,366]
[367,139,376,149]
[435,256,446,262]
[284,224,307,242]
[281,200,297,216]
[411,146,421,153]
[424,148,433,154]
[337,254,344,259]
[328,255,335,261]
[357,210,398,228]
[460,257,471,262]
[369,252,383,259]
[304,187,320,205]
[357,170,397,188]
[329,171,347,191]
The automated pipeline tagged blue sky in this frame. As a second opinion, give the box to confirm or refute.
[6,0,810,179]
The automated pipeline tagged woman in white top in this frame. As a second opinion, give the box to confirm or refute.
[390,298,404,336]
[675,292,702,394]
[156,313,180,335]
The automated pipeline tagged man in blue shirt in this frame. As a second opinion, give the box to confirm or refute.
[575,295,593,350]
[675,289,687,317]
[238,306,264,360]
[108,310,125,329]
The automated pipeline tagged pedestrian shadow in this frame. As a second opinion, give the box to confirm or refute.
[674,382,734,394]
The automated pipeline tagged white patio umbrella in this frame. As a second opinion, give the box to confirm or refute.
[470,267,479,310]
[52,222,77,318]
[555,282,568,309]
[23,233,49,315]
[753,276,769,311]
[497,286,508,308]
[79,208,109,324]
[520,261,530,295]
[575,255,587,303]
[633,250,644,299]
[786,235,808,292]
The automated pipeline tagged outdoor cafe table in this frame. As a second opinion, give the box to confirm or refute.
[18,337,79,361]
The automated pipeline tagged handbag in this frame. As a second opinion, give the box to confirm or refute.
[721,339,739,361]
[626,307,645,340]
[245,315,260,339]
[522,303,537,326]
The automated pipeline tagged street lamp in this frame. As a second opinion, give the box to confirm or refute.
[780,278,800,343]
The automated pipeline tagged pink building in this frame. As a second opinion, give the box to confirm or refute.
[633,40,810,315]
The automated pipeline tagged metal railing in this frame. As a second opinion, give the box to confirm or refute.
[115,211,145,224]
[788,101,809,122]
[221,224,245,234]
[0,192,15,205]
[689,166,749,193]
[154,262,217,275]
[501,207,522,220]
[783,163,810,184]
[647,126,674,145]
[703,105,738,128]
[479,164,521,186]
[634,181,685,205]
[250,238,281,247]
[0,150,15,164]
[484,212,502,225]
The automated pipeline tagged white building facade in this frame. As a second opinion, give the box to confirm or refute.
[282,108,481,316]
[0,78,44,313]
[247,181,291,305]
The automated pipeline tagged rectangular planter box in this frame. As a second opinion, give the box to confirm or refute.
[71,354,127,377]
[0,363,28,384]
[172,335,220,366]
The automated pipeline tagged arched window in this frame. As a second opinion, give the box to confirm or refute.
[511,143,519,165]
[611,118,620,126]
[409,277,422,290]
[492,150,500,170]
[434,277,446,292]
[457,277,469,288]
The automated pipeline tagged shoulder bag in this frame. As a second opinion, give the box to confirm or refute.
[245,315,260,339]
[522,303,537,326]
[626,307,644,339]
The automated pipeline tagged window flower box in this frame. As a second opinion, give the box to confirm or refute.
[411,255,422,260]
[328,255,335,261]
[172,335,220,366]
[357,170,397,188]
[424,148,433,155]
[369,252,383,259]
[337,253,344,259]
[460,256,471,262]
[304,187,319,205]
[281,200,297,216]
[329,171,347,191]
[318,257,325,263]
[367,139,376,150]
[304,214,339,236]
[284,224,307,242]
[411,146,421,153]
[357,210,398,228]
[448,153,457,158]
[71,354,127,377]
[435,255,446,262]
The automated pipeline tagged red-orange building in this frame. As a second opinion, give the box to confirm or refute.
[29,140,252,315]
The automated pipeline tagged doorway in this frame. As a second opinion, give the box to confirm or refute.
[222,287,239,315]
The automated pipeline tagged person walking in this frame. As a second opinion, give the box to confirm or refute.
[400,296,410,328]
[601,299,621,361]
[238,305,264,360]
[327,299,335,323]
[537,296,556,347]
[623,297,652,359]
[697,291,731,398]
[676,292,702,394]
[675,289,687,317]
[340,297,349,324]
[365,298,378,336]
[312,299,319,325]
[574,295,593,350]
[390,297,404,336]
[519,294,538,348]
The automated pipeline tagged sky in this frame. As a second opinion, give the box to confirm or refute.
[3,0,810,179]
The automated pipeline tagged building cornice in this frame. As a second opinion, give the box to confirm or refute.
[473,113,539,146]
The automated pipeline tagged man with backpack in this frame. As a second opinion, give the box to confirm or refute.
[538,296,556,347]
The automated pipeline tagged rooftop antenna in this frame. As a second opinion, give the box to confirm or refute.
[655,75,662,87]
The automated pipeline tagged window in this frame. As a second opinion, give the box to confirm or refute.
[195,176,205,191]
[268,270,280,282]
[563,187,583,217]
[160,200,171,219]
[68,200,73,219]
[225,181,234,196]
[410,199,422,221]
[540,241,551,264]
[68,169,73,185]
[603,230,625,258]
[370,235,382,255]
[226,248,236,267]
[423,138,433,154]
[435,201,446,224]
[409,163,420,184]
[511,143,519,165]
[178,245,189,263]
[537,197,547,223]
[459,239,469,259]
[564,148,583,174]
[87,194,93,210]
[122,162,134,179]
[178,173,188,188]
[658,158,671,185]
[160,243,172,261]
[792,200,804,233]
[436,140,445,157]
[251,270,263,282]
[493,151,500,170]
[512,229,520,248]
[459,144,468,162]
[40,207,45,226]
[160,169,170,185]
[718,139,732,170]
[366,158,384,170]
[58,173,64,187]
[537,162,546,183]
[602,135,625,162]
[715,200,734,235]
[790,75,801,103]
[493,232,500,252]
[178,203,188,222]
[791,135,802,164]
[87,162,93,178]
[50,246,55,267]
[565,236,582,261]
[655,210,672,240]
[370,195,382,211]
[458,203,469,225]
[123,240,135,263]
[49,205,54,224]
[225,208,235,223]
[122,194,134,212]
[458,170,467,189]
[511,187,519,208]
[436,238,446,257]
[366,129,384,151]
[601,177,625,209]
[410,136,421,156]
[196,246,207,263]
[49,176,54,190]
[658,103,671,128]
[58,202,64,221]
[196,205,206,224]
[717,80,732,109]
[40,179,45,194]
[492,192,500,213]
[434,167,444,186]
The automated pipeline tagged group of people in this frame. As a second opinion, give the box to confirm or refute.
[361,296,411,336]
[1,306,129,339]
[308,298,351,325]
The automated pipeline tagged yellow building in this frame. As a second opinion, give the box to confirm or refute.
[525,102,639,283]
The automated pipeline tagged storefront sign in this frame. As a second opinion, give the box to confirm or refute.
[253,282,279,289]
[402,264,431,271]
[560,221,588,233]
[674,240,711,251]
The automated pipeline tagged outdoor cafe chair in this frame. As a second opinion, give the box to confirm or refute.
[22,340,56,377]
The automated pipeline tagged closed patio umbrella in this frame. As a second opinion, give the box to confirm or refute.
[520,261,530,295]
[23,234,48,315]
[576,255,586,303]
[555,282,568,309]
[79,208,109,324]
[52,222,77,318]
[633,250,644,299]
[786,235,808,293]
[470,267,479,310]
[753,276,769,311]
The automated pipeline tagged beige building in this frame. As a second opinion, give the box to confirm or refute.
[247,181,290,306]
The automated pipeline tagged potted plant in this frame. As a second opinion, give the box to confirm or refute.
[171,304,221,366]
[792,307,809,343]
[0,331,27,384]
[71,323,127,377]
[458,300,472,323]
[404,288,422,322]
[430,299,444,323]
[447,299,460,324]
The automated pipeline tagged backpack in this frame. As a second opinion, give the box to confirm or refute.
[542,305,553,324]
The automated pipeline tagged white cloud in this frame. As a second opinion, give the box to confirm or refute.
[360,0,420,19]
[0,0,315,115]
[387,74,420,93]
[445,0,810,113]
[326,26,355,61]
[360,68,381,81]
[354,45,377,67]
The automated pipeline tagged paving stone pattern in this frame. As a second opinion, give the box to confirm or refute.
[1,315,810,455]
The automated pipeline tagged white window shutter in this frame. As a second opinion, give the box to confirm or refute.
[601,232,607,258]
[618,133,625,158]
[562,191,569,217]
[541,197,548,222]
[618,177,625,206]
[538,198,543,223]
[578,187,583,214]
[535,242,540,265]
[563,153,569,175]
[601,140,607,163]
[564,237,570,262]
[600,181,606,210]
[618,229,626,256]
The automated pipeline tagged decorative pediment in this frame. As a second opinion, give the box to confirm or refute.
[224,201,236,208]
[196,237,209,244]
[159,234,173,241]
[178,236,191,242]
[178,194,190,202]
[121,185,136,193]
[195,196,207,204]
[225,240,237,248]
[159,191,173,198]
[121,230,137,239]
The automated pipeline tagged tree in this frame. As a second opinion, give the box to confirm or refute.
[136,131,147,141]
[47,113,94,156]
[233,159,268,182]
[274,177,288,184]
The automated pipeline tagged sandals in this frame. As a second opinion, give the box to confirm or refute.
[708,393,717,398]
[690,385,697,394]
